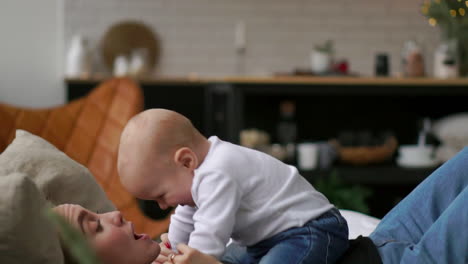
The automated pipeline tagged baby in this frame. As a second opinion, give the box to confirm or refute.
[117,108,349,264]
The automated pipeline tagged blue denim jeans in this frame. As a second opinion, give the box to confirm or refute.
[222,208,349,264]
[370,147,468,264]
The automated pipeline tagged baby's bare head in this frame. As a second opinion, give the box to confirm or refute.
[117,109,199,198]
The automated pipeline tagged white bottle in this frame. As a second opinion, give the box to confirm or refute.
[65,34,92,78]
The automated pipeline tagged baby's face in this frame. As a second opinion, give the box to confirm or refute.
[53,204,160,264]
[154,175,195,210]
[144,164,195,210]
[119,142,196,210]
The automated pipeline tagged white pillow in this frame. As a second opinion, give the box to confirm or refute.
[339,209,380,239]
[0,129,115,213]
[0,173,64,263]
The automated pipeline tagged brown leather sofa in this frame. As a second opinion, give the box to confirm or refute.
[0,77,170,238]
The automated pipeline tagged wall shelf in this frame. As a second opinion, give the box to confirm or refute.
[66,75,468,86]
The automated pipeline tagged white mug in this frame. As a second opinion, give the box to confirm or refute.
[297,143,319,170]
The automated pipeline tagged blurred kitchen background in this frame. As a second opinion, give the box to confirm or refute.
[2,0,468,217]
[64,0,438,77]
[3,0,467,107]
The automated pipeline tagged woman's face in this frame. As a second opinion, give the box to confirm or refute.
[53,204,160,264]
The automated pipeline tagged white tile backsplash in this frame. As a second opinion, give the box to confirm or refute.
[65,0,440,77]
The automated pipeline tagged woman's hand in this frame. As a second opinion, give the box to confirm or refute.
[164,244,221,264]
[155,233,174,264]
[154,233,220,264]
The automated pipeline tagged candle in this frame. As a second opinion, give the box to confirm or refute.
[235,20,246,51]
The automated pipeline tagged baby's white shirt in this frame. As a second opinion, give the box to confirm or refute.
[168,136,333,258]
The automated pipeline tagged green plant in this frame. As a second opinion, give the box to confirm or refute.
[46,210,101,264]
[314,170,372,214]
[314,39,334,54]
[422,0,468,36]
[421,0,468,75]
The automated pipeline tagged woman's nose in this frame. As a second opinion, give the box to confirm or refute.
[111,211,124,225]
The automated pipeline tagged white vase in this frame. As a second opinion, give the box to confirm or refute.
[113,55,129,77]
[433,39,459,79]
[128,48,149,77]
[65,35,92,78]
[310,50,331,75]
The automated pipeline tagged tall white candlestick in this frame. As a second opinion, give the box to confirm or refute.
[235,20,246,51]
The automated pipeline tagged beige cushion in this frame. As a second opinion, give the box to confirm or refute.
[0,173,64,263]
[0,130,115,213]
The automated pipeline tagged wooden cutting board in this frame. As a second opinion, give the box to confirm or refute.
[100,20,161,73]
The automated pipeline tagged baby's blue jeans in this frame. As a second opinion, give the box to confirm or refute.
[370,147,468,264]
[222,208,349,264]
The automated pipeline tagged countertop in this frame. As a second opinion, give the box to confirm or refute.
[65,75,468,86]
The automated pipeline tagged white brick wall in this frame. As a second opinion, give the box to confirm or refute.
[65,0,440,77]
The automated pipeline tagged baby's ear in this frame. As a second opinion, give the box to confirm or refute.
[174,147,198,169]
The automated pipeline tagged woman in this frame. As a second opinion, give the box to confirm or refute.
[53,204,161,264]
[53,204,219,264]
[56,147,468,264]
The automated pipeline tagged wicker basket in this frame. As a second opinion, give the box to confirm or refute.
[330,136,398,165]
